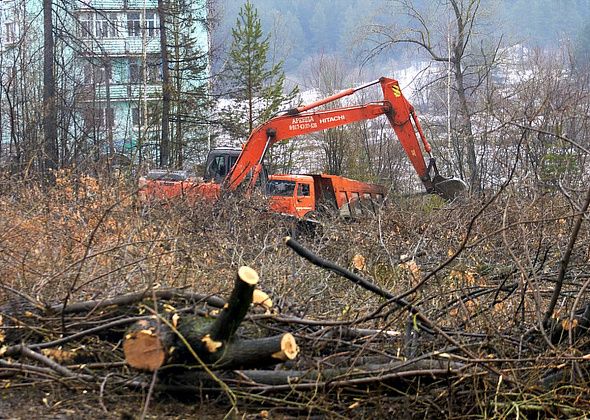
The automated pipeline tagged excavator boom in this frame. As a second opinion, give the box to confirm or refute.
[224,77,466,199]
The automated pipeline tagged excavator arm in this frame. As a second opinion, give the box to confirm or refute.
[224,77,466,199]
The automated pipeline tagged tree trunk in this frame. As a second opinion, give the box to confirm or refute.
[158,0,171,168]
[206,333,298,370]
[164,358,463,389]
[454,58,478,191]
[451,0,479,192]
[43,0,58,176]
[105,60,114,157]
[173,15,182,168]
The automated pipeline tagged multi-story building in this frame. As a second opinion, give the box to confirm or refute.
[75,0,209,161]
[0,0,209,166]
[75,1,164,155]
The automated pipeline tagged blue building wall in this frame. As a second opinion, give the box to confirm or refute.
[0,0,209,165]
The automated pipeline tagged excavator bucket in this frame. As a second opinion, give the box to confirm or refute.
[431,174,468,201]
[423,158,468,200]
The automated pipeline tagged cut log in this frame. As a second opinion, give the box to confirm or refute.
[160,358,464,390]
[123,313,213,369]
[123,317,173,371]
[273,333,299,361]
[207,266,258,346]
[212,333,299,369]
[252,289,273,312]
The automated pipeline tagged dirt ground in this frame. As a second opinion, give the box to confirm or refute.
[0,384,238,419]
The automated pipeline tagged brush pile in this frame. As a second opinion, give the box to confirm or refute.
[1,174,590,417]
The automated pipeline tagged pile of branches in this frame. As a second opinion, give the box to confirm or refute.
[2,231,590,418]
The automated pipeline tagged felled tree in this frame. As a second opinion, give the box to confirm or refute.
[123,266,299,372]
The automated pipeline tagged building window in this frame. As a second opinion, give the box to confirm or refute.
[108,13,119,37]
[146,57,161,82]
[132,107,140,126]
[83,63,92,84]
[103,107,115,128]
[83,62,112,85]
[95,14,109,38]
[127,12,141,37]
[5,22,17,44]
[129,57,161,83]
[127,11,158,38]
[79,12,119,39]
[96,66,112,84]
[129,59,141,83]
[84,107,115,129]
[145,12,158,37]
[78,13,93,38]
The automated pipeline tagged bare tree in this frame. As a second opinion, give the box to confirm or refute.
[492,47,590,192]
[364,0,503,191]
[43,0,59,175]
[158,0,171,168]
[305,54,350,175]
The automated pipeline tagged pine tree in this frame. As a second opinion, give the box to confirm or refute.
[148,0,211,169]
[166,0,211,169]
[219,1,298,144]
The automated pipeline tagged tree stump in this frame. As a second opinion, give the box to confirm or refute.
[123,266,299,372]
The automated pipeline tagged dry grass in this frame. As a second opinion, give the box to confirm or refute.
[1,172,590,417]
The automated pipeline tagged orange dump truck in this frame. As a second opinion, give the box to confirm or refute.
[267,173,386,219]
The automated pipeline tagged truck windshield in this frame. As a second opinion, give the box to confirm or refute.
[266,180,296,197]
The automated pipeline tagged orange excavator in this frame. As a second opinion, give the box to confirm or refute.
[139,76,466,208]
[220,76,465,198]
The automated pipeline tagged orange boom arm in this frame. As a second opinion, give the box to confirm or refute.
[224,77,438,192]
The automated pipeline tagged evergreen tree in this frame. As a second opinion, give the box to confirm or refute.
[148,0,211,169]
[167,0,211,169]
[219,1,298,144]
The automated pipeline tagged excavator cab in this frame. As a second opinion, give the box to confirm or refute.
[204,147,268,188]
[203,148,241,182]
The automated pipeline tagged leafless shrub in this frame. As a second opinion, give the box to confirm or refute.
[1,172,590,417]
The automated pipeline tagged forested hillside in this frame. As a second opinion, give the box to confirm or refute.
[212,0,590,76]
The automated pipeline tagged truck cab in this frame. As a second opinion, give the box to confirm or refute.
[266,173,387,219]
[266,174,315,218]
